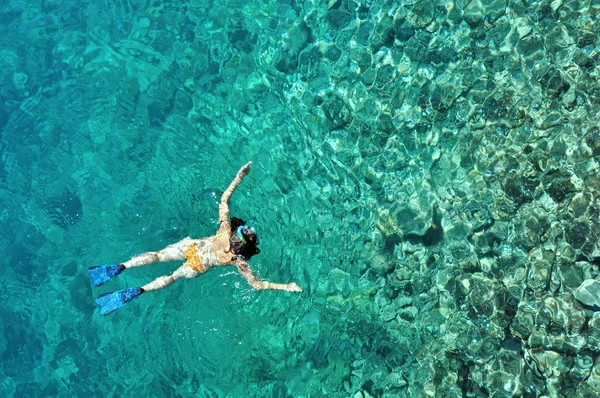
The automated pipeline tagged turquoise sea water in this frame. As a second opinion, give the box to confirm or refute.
[2,0,600,396]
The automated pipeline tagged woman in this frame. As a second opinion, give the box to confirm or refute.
[88,162,302,316]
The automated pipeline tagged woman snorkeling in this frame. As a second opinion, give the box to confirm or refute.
[88,162,302,316]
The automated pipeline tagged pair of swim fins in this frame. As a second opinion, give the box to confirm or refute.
[88,264,143,316]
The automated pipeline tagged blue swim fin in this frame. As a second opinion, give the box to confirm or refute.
[95,287,143,316]
[88,264,125,287]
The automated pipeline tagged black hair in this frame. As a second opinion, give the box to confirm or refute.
[227,217,260,261]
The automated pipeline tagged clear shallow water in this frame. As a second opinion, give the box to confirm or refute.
[1,0,600,396]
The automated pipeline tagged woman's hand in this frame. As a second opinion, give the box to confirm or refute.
[286,282,302,292]
[238,161,252,177]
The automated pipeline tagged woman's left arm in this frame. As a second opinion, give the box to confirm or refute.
[218,162,252,234]
[234,259,302,292]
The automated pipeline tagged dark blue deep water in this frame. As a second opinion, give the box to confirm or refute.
[1,0,600,396]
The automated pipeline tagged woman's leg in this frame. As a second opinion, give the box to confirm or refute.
[88,237,195,287]
[94,264,200,316]
[142,263,199,292]
[123,237,195,268]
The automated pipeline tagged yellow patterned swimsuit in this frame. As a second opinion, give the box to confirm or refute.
[184,233,231,272]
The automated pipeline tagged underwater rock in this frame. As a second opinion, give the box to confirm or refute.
[404,36,428,63]
[321,93,353,129]
[537,294,586,335]
[540,67,570,98]
[585,129,600,157]
[389,266,412,288]
[573,279,600,308]
[526,258,550,292]
[444,2,463,24]
[556,260,592,290]
[328,268,354,296]
[397,306,418,322]
[565,334,588,354]
[543,170,577,203]
[12,71,27,91]
[511,300,536,340]
[394,193,434,237]
[579,355,600,394]
[447,241,479,272]
[350,47,372,70]
[374,288,396,322]
[503,265,527,300]
[569,354,594,383]
[412,4,435,28]
[299,311,321,346]
[441,215,470,243]
[566,219,600,259]
[385,370,407,389]
[369,252,394,275]
[463,0,485,26]
[524,349,570,381]
[486,349,523,394]
[525,207,550,238]
[568,192,592,218]
[503,172,540,205]
[486,0,506,21]
[376,208,397,237]
[461,273,496,317]
[587,312,600,351]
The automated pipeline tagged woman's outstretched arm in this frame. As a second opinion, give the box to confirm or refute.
[218,162,252,232]
[234,259,302,292]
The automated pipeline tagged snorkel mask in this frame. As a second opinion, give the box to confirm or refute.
[237,225,258,245]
